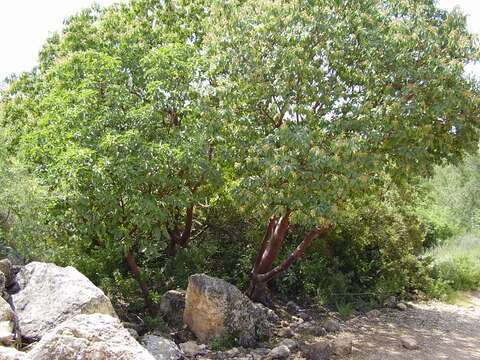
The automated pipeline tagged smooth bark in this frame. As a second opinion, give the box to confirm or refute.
[247,212,334,303]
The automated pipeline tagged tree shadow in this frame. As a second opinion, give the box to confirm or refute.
[342,295,480,360]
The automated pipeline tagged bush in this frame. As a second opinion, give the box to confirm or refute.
[262,183,431,307]
[424,231,480,298]
[0,154,54,263]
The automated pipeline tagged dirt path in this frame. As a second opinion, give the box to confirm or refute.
[340,291,480,360]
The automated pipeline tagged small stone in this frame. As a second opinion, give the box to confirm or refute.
[277,327,294,338]
[141,335,183,360]
[384,296,397,308]
[225,347,241,357]
[267,345,290,359]
[317,306,328,313]
[300,340,331,360]
[298,312,311,321]
[179,340,202,356]
[366,309,381,318]
[396,302,407,311]
[332,336,353,355]
[323,319,340,333]
[401,336,419,350]
[279,338,297,351]
[252,347,270,356]
[286,301,302,314]
[297,322,327,337]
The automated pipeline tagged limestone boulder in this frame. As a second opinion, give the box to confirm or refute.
[0,297,15,345]
[159,290,186,327]
[0,346,26,360]
[183,274,271,347]
[26,314,155,360]
[12,262,117,339]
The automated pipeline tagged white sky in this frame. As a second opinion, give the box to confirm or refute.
[0,0,479,81]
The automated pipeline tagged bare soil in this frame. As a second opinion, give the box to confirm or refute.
[339,291,480,360]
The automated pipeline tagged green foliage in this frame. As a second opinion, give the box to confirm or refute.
[423,232,480,299]
[265,182,430,305]
[208,0,480,230]
[1,0,226,311]
[334,300,354,319]
[418,151,480,247]
[1,0,479,315]
[0,139,53,262]
[209,333,238,351]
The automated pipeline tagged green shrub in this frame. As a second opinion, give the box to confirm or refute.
[434,256,480,291]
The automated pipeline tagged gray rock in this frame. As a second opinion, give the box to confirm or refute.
[298,312,311,321]
[296,322,327,337]
[366,309,381,318]
[12,262,117,339]
[159,290,186,328]
[0,259,12,287]
[286,301,301,314]
[255,302,280,323]
[279,338,297,351]
[183,274,270,347]
[267,345,290,359]
[323,319,340,333]
[141,335,183,360]
[384,296,397,308]
[401,336,419,350]
[0,346,26,360]
[0,297,14,346]
[300,339,331,360]
[396,302,408,311]
[277,327,294,338]
[0,273,5,293]
[252,347,270,356]
[27,314,155,360]
[225,347,241,357]
[179,340,202,356]
[332,335,353,355]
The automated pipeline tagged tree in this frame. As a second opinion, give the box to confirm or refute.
[1,0,223,315]
[1,0,479,308]
[205,0,480,302]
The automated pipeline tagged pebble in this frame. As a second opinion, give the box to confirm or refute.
[332,335,353,355]
[401,336,419,350]
[323,319,341,333]
[267,345,290,359]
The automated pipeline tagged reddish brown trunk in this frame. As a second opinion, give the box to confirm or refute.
[166,205,194,257]
[246,213,334,303]
[126,252,157,317]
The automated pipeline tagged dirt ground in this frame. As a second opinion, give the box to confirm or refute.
[339,291,480,360]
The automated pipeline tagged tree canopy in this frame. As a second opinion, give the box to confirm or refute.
[1,0,479,305]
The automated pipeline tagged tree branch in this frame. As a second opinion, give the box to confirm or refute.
[258,223,334,283]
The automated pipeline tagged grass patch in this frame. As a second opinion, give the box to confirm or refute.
[425,232,480,297]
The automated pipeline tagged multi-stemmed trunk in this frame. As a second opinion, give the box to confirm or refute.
[125,251,158,316]
[125,205,195,317]
[246,211,334,304]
